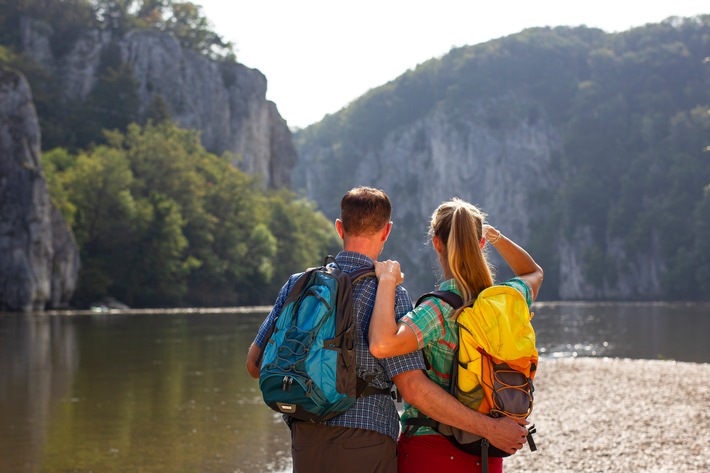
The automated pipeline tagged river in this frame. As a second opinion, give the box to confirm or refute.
[1,301,708,472]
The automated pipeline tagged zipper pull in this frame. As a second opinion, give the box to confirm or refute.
[282,376,289,391]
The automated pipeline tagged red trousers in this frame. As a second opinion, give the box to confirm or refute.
[397,434,503,473]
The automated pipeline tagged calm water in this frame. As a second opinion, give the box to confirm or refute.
[1,302,708,473]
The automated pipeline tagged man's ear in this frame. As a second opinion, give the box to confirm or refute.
[335,219,345,239]
[381,221,393,242]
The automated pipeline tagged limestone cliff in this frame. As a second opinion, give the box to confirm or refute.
[294,98,664,300]
[0,66,79,311]
[291,14,710,302]
[296,98,557,298]
[20,19,296,188]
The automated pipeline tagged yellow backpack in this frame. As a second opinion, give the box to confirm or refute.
[456,285,538,421]
[406,285,538,469]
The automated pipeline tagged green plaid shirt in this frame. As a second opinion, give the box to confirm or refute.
[400,277,532,436]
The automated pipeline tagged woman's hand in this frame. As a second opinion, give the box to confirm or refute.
[483,224,501,244]
[482,224,544,301]
[375,260,404,285]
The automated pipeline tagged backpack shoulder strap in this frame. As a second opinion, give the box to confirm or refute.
[412,290,463,372]
[416,290,464,309]
[322,254,375,283]
[349,266,376,282]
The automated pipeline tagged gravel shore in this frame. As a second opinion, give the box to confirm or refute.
[503,357,710,473]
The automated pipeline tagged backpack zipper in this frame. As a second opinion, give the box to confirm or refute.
[282,376,294,392]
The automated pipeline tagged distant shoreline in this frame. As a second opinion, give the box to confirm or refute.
[3,306,273,317]
[8,298,709,317]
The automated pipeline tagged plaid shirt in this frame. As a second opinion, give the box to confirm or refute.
[253,251,424,441]
[400,277,532,436]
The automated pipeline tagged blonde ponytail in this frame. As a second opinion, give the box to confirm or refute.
[431,198,493,306]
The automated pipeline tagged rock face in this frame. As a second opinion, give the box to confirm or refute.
[295,100,663,300]
[21,20,297,189]
[295,101,560,298]
[0,66,79,311]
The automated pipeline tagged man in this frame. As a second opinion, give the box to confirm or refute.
[246,187,526,473]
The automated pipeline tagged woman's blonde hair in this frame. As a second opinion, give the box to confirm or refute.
[430,198,493,305]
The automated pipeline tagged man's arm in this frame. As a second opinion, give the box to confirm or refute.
[245,343,261,379]
[392,370,528,454]
[245,274,298,379]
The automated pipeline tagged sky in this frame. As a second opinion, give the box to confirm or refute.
[196,1,708,129]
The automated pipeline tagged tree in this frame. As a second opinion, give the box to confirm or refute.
[43,122,337,307]
[63,146,136,304]
[162,1,233,60]
[74,43,140,148]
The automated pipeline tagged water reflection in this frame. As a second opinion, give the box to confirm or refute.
[0,315,78,473]
[532,301,710,362]
[0,312,292,473]
[0,302,708,472]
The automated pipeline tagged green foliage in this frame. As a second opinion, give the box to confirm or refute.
[41,148,78,225]
[693,186,710,284]
[1,0,234,60]
[1,0,235,150]
[296,15,710,300]
[264,191,341,296]
[162,2,233,60]
[0,0,98,56]
[90,0,234,59]
[71,42,141,148]
[44,122,338,307]
[142,94,171,124]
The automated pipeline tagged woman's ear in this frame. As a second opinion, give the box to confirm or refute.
[480,238,485,249]
[432,235,444,254]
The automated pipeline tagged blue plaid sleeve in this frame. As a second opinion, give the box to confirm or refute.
[253,273,300,348]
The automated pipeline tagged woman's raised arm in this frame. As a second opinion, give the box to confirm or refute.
[483,225,544,301]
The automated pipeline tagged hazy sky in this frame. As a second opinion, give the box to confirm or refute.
[196,1,708,129]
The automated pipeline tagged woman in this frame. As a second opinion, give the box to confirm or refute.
[368,198,543,473]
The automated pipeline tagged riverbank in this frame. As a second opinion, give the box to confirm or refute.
[504,357,710,472]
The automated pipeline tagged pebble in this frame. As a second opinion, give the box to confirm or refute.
[503,358,710,473]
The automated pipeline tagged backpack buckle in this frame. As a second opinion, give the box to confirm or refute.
[526,424,537,452]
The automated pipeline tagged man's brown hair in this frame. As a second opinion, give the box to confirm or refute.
[340,187,391,236]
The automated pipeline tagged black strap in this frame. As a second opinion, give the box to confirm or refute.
[527,424,537,452]
[481,438,489,473]
[414,290,464,371]
[356,374,390,398]
[415,290,464,309]
[402,416,438,438]
[349,266,376,282]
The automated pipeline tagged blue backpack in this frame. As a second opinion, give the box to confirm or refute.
[257,256,387,422]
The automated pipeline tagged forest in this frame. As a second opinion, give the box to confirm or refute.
[1,0,340,308]
[2,1,709,303]
[296,16,710,300]
[0,0,234,152]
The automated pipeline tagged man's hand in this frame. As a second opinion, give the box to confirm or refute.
[486,416,529,454]
[394,370,530,455]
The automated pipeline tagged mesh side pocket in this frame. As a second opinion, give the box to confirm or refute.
[490,365,533,419]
